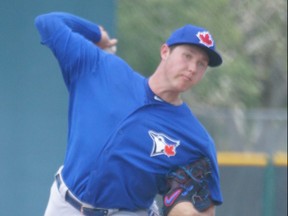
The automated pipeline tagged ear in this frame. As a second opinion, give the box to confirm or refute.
[160,44,170,60]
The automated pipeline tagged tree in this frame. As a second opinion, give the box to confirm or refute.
[117,0,287,108]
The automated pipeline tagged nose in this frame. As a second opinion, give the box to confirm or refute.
[188,62,197,75]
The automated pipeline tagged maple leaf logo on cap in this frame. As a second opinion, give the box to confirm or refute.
[197,31,214,47]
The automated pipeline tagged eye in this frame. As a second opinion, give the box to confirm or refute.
[183,53,192,60]
[197,61,208,69]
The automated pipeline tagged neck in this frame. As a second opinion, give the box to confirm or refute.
[148,74,183,106]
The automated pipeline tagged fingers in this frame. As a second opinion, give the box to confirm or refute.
[109,38,118,47]
[104,44,117,54]
[97,26,118,52]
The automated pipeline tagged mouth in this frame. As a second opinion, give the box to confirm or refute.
[181,75,192,82]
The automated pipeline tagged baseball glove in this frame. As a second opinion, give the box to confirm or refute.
[162,157,213,216]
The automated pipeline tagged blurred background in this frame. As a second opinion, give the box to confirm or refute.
[0,0,286,215]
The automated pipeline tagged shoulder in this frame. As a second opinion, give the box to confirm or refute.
[101,54,145,81]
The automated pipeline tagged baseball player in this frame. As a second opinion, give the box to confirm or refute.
[35,12,223,216]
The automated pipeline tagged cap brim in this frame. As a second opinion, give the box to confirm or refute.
[194,44,222,67]
[167,42,223,67]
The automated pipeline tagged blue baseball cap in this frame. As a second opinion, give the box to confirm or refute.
[166,24,222,67]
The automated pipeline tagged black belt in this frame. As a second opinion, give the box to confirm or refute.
[55,174,109,216]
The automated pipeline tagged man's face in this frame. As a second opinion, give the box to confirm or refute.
[161,44,209,92]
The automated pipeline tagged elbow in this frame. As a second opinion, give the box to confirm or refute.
[34,14,44,30]
[34,13,51,32]
[34,12,65,40]
[34,12,62,29]
[34,14,51,41]
[34,12,54,28]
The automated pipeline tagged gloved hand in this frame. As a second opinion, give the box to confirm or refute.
[162,157,213,216]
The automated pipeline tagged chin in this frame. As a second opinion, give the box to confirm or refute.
[180,83,194,92]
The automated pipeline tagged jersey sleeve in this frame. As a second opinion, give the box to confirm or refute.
[34,12,102,89]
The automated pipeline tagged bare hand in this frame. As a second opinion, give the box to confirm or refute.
[96,26,118,54]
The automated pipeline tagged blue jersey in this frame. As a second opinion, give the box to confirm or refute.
[35,12,223,210]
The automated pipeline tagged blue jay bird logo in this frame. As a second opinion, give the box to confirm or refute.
[149,130,180,157]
